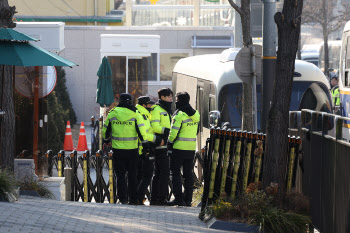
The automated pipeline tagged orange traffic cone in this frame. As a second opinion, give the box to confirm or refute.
[77,122,89,151]
[63,121,74,151]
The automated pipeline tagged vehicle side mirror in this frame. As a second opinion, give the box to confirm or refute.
[209,111,221,128]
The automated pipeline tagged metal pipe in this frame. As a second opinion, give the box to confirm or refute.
[261,0,277,133]
[251,46,258,132]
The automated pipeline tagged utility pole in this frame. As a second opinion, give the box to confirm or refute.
[261,0,277,133]
[233,0,243,48]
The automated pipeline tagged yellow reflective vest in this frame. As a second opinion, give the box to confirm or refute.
[150,104,171,147]
[102,107,148,150]
[168,110,200,150]
[331,86,340,106]
[136,104,158,154]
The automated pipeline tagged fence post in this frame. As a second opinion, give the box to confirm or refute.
[208,128,221,202]
[70,150,77,201]
[254,135,264,188]
[214,129,226,199]
[335,117,343,140]
[45,150,53,177]
[219,129,232,197]
[230,131,243,200]
[287,136,296,193]
[64,168,73,201]
[242,132,253,192]
[108,150,114,204]
[96,150,103,203]
[99,116,103,151]
[83,150,89,202]
[58,150,65,177]
[91,116,95,155]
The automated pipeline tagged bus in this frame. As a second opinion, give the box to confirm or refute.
[338,20,350,140]
[172,48,332,146]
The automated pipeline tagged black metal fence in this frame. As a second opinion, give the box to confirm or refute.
[46,149,116,203]
[199,128,301,216]
[45,147,204,203]
[295,109,350,233]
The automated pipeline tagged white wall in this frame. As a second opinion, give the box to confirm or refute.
[61,26,233,123]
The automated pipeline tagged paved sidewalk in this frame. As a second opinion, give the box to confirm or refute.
[0,196,228,233]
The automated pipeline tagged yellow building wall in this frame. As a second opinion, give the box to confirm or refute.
[9,0,108,17]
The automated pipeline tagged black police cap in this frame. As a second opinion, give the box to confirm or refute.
[120,93,132,103]
[138,96,155,105]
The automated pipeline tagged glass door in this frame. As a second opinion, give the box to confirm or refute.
[108,53,158,105]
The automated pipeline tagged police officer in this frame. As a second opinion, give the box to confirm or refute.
[150,88,173,205]
[136,96,164,204]
[102,93,148,205]
[167,92,200,206]
[330,76,340,106]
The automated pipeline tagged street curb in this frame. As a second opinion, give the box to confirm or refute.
[205,217,260,232]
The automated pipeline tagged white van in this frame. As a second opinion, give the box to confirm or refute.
[172,49,332,146]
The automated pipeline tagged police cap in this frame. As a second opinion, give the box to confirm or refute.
[138,96,155,105]
[119,93,132,103]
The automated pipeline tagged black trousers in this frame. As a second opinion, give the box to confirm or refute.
[112,148,139,202]
[137,158,154,202]
[151,149,170,201]
[169,149,195,203]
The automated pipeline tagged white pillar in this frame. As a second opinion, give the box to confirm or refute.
[125,0,132,26]
[194,0,200,27]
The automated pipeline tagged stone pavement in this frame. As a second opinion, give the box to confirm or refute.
[0,196,230,233]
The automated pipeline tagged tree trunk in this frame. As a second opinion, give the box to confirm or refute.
[262,0,303,196]
[0,66,15,170]
[0,0,16,170]
[240,0,253,132]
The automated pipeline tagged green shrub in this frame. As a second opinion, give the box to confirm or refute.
[210,183,312,233]
[254,207,311,233]
[18,179,55,199]
[0,169,17,200]
[212,200,234,220]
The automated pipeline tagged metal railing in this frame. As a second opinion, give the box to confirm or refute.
[290,109,350,233]
[45,148,200,203]
[199,128,301,218]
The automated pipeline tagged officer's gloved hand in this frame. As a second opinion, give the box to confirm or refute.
[142,141,149,150]
[142,141,150,156]
[163,128,170,139]
[167,142,174,157]
[140,152,146,160]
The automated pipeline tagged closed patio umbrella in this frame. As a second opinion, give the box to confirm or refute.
[96,56,114,107]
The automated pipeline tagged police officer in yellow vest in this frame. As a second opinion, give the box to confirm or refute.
[102,93,148,205]
[150,88,173,205]
[136,96,164,204]
[330,76,340,106]
[167,92,200,206]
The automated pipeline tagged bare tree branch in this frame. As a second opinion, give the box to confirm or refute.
[227,0,243,16]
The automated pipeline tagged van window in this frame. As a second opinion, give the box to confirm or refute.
[219,82,331,130]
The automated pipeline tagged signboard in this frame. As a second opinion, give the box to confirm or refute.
[15,66,57,99]
[234,45,262,84]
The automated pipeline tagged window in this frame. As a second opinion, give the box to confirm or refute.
[218,81,332,130]
[160,53,188,81]
[108,56,127,95]
[346,37,350,69]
